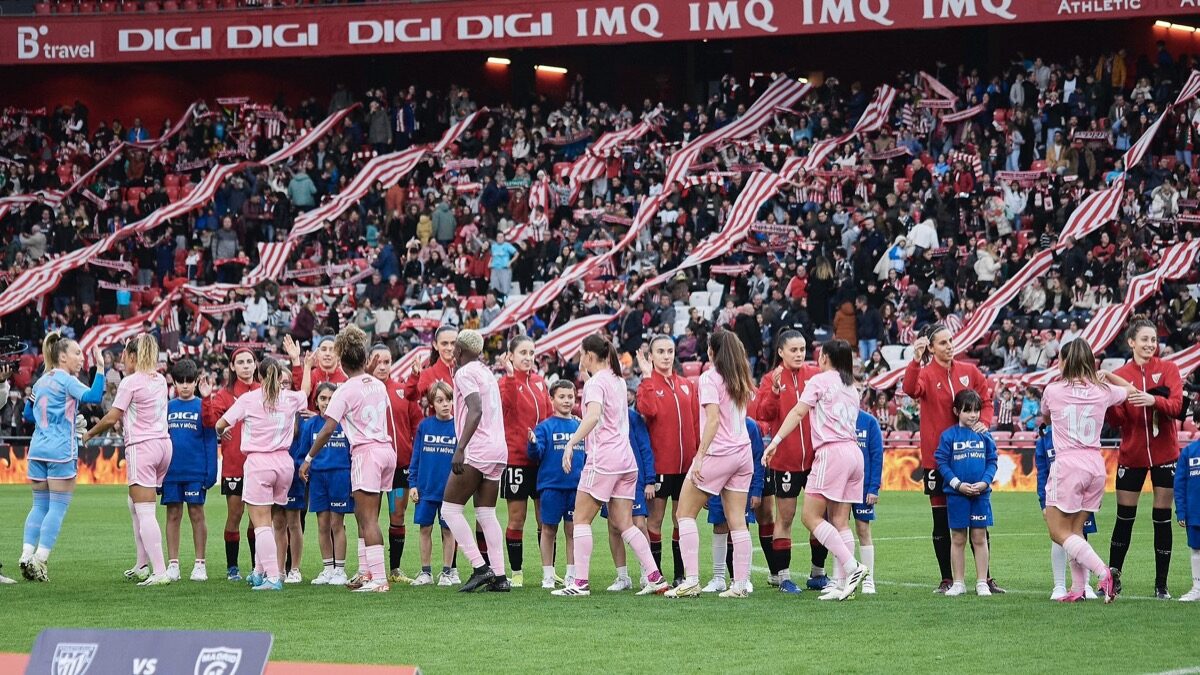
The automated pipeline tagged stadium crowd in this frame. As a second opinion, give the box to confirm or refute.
[2,47,1200,431]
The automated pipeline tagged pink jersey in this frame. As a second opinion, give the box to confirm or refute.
[325,373,392,451]
[698,369,750,458]
[581,369,636,475]
[219,388,308,454]
[798,369,859,450]
[1042,380,1128,455]
[453,361,507,465]
[112,371,169,446]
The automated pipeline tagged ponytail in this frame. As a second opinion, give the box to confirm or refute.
[822,339,855,386]
[581,334,621,374]
[42,332,64,367]
[124,333,158,374]
[710,331,754,409]
[1126,315,1156,343]
[258,358,283,411]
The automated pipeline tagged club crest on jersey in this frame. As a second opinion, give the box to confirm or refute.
[1152,373,1162,384]
[959,376,970,387]
[680,384,689,395]
[655,389,665,397]
[194,646,242,675]
[53,643,97,675]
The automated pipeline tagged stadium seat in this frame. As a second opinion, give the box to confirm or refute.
[166,186,181,202]
[1012,431,1038,444]
[681,362,702,377]
[202,0,217,8]
[1030,159,1047,172]
[182,0,197,7]
[162,0,179,9]
[1100,357,1126,372]
[164,174,181,187]
[463,295,485,311]
[880,344,906,368]
[689,291,710,308]
[34,2,51,12]
[143,0,160,11]
[100,0,117,10]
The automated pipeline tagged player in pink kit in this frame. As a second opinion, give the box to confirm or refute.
[431,329,511,593]
[215,358,310,591]
[300,326,396,593]
[764,339,868,601]
[553,335,671,597]
[1040,339,1137,604]
[665,331,757,599]
[84,334,174,587]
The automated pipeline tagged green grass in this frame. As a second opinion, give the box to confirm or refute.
[0,486,1196,673]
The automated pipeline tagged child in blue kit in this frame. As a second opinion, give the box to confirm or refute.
[163,358,218,582]
[1035,417,1099,601]
[851,410,884,595]
[703,418,766,594]
[935,390,997,597]
[529,380,583,590]
[1175,435,1200,602]
[298,382,355,586]
[408,382,459,587]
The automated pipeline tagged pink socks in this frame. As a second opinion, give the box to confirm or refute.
[366,544,385,581]
[254,526,278,580]
[442,502,485,569]
[813,521,858,570]
[134,502,165,575]
[573,526,593,586]
[731,530,751,584]
[475,507,507,576]
[1063,534,1107,578]
[128,497,148,569]
[621,526,660,580]
[678,517,699,580]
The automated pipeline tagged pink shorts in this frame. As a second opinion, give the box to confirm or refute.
[126,438,172,489]
[465,457,505,482]
[689,450,753,496]
[351,443,399,494]
[580,466,637,504]
[1045,451,1105,514]
[243,450,293,507]
[807,442,865,504]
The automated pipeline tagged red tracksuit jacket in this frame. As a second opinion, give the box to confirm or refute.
[752,364,820,473]
[207,378,260,479]
[500,370,551,466]
[1106,356,1183,468]
[636,370,701,475]
[902,358,994,469]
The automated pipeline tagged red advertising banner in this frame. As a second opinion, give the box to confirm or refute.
[0,0,1193,65]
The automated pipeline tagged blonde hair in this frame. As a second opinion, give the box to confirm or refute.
[42,332,75,368]
[258,358,285,410]
[1059,338,1102,386]
[124,333,158,373]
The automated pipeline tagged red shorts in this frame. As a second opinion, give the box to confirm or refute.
[466,457,504,482]
[351,443,398,494]
[689,451,753,496]
[807,442,865,504]
[126,438,172,489]
[580,466,637,504]
[243,450,293,507]
[1046,451,1105,514]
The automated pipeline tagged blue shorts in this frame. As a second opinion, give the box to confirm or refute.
[285,470,307,511]
[853,503,875,522]
[1188,526,1200,550]
[309,469,354,514]
[414,499,447,528]
[705,494,757,526]
[539,488,576,525]
[947,493,992,529]
[159,481,207,505]
[29,459,77,482]
[1083,512,1097,535]
[601,483,648,519]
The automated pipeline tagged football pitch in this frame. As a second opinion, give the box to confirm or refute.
[0,486,1195,674]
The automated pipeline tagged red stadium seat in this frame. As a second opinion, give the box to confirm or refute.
[100,0,117,10]
[101,314,120,324]
[1030,159,1047,172]
[180,184,195,199]
[202,0,217,8]
[164,174,181,187]
[219,0,237,8]
[162,0,179,9]
[143,0,160,11]
[463,295,485,311]
[182,0,198,8]
[681,362,701,377]
[34,2,51,13]
[166,186,181,202]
